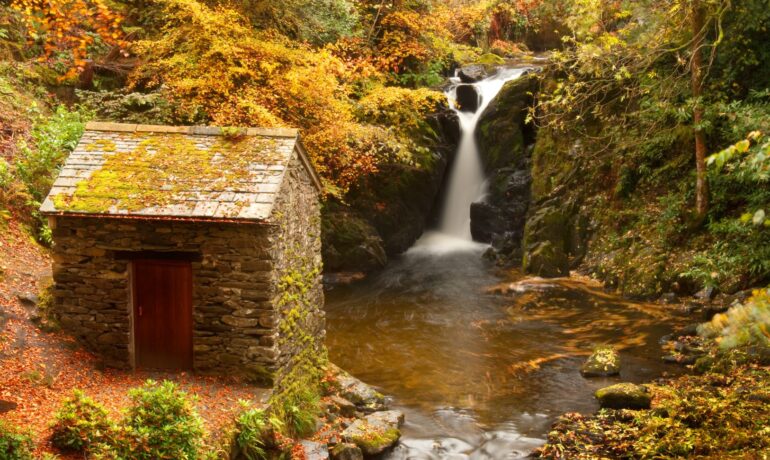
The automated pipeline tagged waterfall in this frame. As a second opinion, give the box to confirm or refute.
[413,67,528,254]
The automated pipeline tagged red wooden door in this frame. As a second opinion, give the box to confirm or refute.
[132,259,193,370]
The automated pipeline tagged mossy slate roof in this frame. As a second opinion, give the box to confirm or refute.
[40,122,321,221]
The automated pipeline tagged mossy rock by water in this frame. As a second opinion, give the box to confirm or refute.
[581,346,621,377]
[476,75,536,173]
[341,410,404,456]
[595,383,651,410]
[321,203,387,273]
[522,241,569,278]
[330,442,363,460]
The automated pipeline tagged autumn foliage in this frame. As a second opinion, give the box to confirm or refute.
[130,0,446,195]
[10,0,125,81]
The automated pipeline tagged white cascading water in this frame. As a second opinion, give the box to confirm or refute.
[413,67,529,254]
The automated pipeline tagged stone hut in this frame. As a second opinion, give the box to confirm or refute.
[40,122,325,384]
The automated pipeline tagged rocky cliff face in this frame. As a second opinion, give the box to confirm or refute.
[321,108,459,273]
[472,73,538,264]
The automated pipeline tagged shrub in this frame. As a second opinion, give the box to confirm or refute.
[113,380,205,460]
[233,405,284,460]
[0,420,34,460]
[51,390,113,452]
[15,105,89,203]
[273,384,320,438]
[699,288,770,351]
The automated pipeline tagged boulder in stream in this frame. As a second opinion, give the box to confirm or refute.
[595,383,651,410]
[581,345,621,377]
[455,84,480,112]
[342,410,404,456]
[458,65,488,83]
[333,365,387,413]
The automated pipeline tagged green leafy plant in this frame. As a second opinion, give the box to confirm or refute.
[0,419,34,460]
[234,403,284,460]
[51,390,114,452]
[700,288,770,351]
[111,380,205,460]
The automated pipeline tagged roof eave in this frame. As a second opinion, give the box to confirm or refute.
[293,135,324,194]
[41,211,275,225]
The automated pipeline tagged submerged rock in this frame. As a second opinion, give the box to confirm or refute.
[581,346,621,377]
[595,383,651,409]
[342,410,404,456]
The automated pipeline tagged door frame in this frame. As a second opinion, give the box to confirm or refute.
[129,257,194,370]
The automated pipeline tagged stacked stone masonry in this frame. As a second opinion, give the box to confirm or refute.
[49,149,324,383]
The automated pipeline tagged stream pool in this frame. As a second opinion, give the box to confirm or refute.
[325,236,684,459]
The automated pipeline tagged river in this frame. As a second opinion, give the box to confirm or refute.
[325,67,683,459]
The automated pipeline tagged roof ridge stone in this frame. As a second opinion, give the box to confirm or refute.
[84,122,299,138]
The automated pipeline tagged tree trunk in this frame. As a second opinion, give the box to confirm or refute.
[692,1,709,223]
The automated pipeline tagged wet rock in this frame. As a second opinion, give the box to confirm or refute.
[663,354,698,365]
[322,204,387,273]
[595,383,651,410]
[458,65,488,83]
[476,75,536,172]
[329,395,357,417]
[343,106,457,258]
[677,323,700,337]
[659,292,678,304]
[695,286,717,301]
[727,289,753,306]
[581,346,620,377]
[330,442,363,460]
[521,202,576,277]
[523,241,569,278]
[323,272,366,287]
[342,410,404,456]
[455,84,480,113]
[335,368,387,413]
[300,440,330,460]
[470,201,508,242]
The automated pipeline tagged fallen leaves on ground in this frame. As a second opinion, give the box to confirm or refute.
[0,220,269,457]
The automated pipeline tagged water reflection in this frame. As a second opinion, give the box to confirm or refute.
[325,246,683,458]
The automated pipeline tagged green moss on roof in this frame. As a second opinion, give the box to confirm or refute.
[53,133,282,214]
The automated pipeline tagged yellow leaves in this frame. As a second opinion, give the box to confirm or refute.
[11,0,125,80]
[127,0,451,197]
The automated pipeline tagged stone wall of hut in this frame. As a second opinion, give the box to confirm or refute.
[49,155,323,383]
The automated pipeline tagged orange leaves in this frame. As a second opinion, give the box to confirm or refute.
[11,0,126,81]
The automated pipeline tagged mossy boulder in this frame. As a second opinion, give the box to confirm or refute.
[595,383,651,410]
[330,443,363,460]
[334,366,387,413]
[341,410,404,456]
[522,241,569,277]
[476,75,536,173]
[457,65,487,83]
[521,204,572,277]
[581,346,621,377]
[347,109,458,256]
[322,202,387,273]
